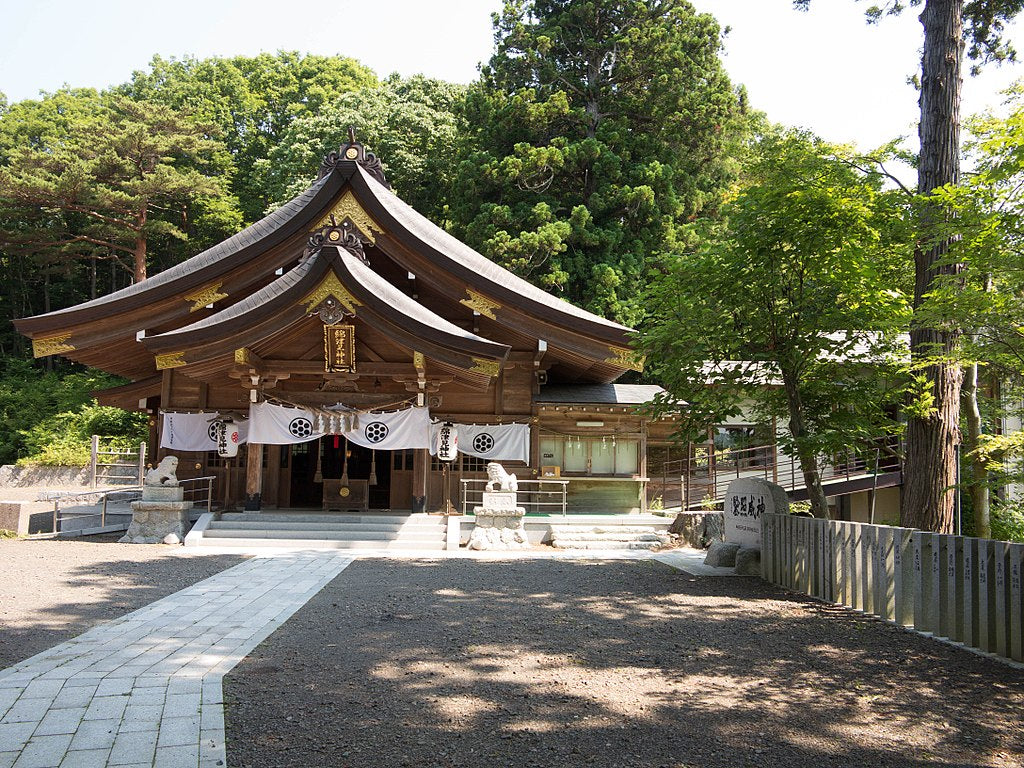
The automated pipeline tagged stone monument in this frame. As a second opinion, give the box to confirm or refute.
[705,476,788,573]
[468,462,529,550]
[120,456,191,545]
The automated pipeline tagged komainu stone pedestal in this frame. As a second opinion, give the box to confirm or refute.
[468,491,529,550]
[121,485,190,545]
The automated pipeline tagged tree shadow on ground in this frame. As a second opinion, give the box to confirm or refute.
[0,537,245,668]
[225,558,1024,768]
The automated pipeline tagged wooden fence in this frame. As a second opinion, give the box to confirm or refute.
[760,512,1024,664]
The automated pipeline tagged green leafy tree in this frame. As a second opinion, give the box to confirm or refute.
[0,92,235,283]
[794,0,1024,532]
[259,75,465,221]
[639,129,911,517]
[121,52,378,219]
[450,0,745,325]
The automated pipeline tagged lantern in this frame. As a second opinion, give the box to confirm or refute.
[436,422,458,462]
[215,420,240,458]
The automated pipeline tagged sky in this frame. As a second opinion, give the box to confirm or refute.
[1,0,1022,153]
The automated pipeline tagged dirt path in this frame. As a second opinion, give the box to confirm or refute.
[224,558,1024,768]
[0,536,246,668]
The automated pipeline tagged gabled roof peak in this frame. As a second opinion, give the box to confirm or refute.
[319,127,390,189]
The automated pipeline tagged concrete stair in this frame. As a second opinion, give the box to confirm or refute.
[189,512,447,550]
[549,524,673,551]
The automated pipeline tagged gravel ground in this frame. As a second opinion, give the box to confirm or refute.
[225,558,1024,768]
[0,536,246,668]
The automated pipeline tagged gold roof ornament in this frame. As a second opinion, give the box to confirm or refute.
[32,333,75,358]
[299,272,362,317]
[460,290,500,320]
[605,345,645,372]
[155,351,188,370]
[413,351,425,372]
[468,357,501,377]
[314,191,383,244]
[183,282,228,312]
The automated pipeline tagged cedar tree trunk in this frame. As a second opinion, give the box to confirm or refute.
[902,0,965,533]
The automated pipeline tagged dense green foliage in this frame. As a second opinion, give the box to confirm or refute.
[640,129,912,515]
[261,75,466,222]
[448,0,746,325]
[0,359,144,465]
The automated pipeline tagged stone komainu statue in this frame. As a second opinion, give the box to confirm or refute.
[484,462,517,492]
[145,456,180,486]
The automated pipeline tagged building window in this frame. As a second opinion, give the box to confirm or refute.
[540,434,639,477]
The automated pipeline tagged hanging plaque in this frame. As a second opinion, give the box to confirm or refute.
[324,324,356,373]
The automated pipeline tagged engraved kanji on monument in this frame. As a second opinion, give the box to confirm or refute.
[723,476,789,549]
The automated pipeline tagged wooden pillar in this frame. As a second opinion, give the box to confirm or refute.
[413,448,428,512]
[264,445,281,508]
[245,442,264,511]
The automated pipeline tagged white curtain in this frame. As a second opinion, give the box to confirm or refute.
[160,412,249,451]
[429,422,530,463]
[344,406,431,450]
[248,402,431,449]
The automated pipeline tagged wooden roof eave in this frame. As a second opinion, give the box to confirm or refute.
[13,166,354,337]
[143,246,511,377]
[93,376,162,410]
[349,164,635,346]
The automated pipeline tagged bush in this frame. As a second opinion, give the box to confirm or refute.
[17,402,148,467]
[0,360,130,465]
[991,499,1024,543]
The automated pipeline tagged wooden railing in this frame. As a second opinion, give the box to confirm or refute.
[761,513,1024,664]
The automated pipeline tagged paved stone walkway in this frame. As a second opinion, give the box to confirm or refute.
[0,552,354,768]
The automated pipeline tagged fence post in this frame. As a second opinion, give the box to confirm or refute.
[90,435,99,489]
[962,537,976,648]
[894,528,913,627]
[861,524,875,614]
[207,477,214,514]
[931,534,947,638]
[849,523,862,612]
[977,539,994,653]
[1010,543,1023,663]
[995,541,1009,659]
[946,535,962,643]
[874,526,893,622]
[761,513,773,581]
[138,442,147,485]
[913,532,931,633]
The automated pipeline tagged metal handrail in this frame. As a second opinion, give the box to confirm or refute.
[48,476,217,533]
[178,476,216,515]
[659,434,903,510]
[459,479,569,517]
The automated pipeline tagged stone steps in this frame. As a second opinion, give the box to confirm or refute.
[189,512,448,550]
[549,524,672,551]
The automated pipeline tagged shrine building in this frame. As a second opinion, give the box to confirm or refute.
[15,137,670,516]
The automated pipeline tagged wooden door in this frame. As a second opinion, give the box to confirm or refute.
[390,449,414,510]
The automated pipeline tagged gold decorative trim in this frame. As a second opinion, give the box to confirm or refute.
[413,351,425,371]
[460,290,500,320]
[299,272,362,316]
[156,351,188,370]
[234,347,252,365]
[468,357,501,377]
[314,191,382,244]
[605,345,645,372]
[183,282,228,312]
[32,333,74,358]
